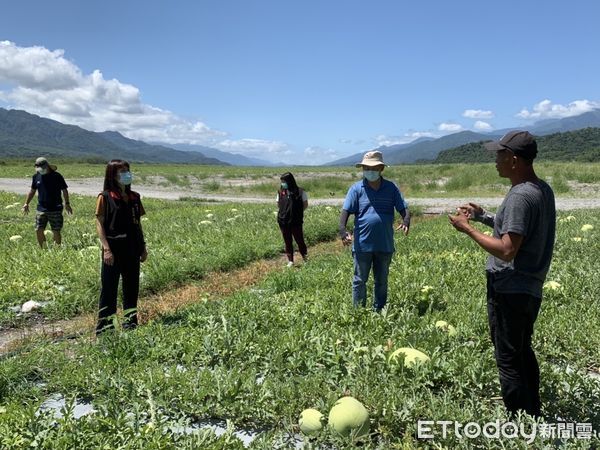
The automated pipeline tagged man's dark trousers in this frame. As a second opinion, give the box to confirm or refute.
[486,272,542,417]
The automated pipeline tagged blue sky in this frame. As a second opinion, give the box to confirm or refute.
[1,0,599,164]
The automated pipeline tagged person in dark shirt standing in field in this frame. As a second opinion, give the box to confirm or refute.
[22,157,73,248]
[276,172,308,267]
[449,131,556,418]
[95,159,147,334]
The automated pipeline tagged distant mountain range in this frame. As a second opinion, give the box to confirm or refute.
[494,109,600,136]
[327,136,435,166]
[166,143,280,166]
[327,131,503,166]
[327,109,600,166]
[3,107,600,166]
[434,127,600,163]
[0,108,227,164]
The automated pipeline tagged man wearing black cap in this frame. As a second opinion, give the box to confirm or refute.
[22,157,73,247]
[448,130,556,418]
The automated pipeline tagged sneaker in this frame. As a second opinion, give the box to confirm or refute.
[286,261,294,268]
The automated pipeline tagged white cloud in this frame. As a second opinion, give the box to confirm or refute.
[463,109,494,119]
[516,99,600,120]
[0,41,226,145]
[219,138,291,157]
[374,131,436,147]
[375,134,406,147]
[405,131,435,139]
[438,122,463,132]
[295,146,337,165]
[0,41,80,90]
[473,120,493,131]
[304,146,337,158]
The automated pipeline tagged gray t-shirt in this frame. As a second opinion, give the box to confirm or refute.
[486,179,556,298]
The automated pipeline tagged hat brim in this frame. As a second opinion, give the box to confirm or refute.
[483,141,507,152]
[49,165,57,171]
[355,161,386,168]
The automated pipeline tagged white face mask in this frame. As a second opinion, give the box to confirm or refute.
[363,170,381,182]
[36,167,48,175]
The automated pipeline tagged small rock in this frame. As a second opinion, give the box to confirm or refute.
[21,300,42,313]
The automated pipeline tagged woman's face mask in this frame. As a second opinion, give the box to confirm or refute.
[36,167,48,176]
[363,169,381,182]
[281,182,288,190]
[118,171,133,186]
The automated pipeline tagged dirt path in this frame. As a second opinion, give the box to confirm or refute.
[2,177,600,213]
[0,240,343,356]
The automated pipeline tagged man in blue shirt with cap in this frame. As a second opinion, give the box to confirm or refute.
[339,150,410,311]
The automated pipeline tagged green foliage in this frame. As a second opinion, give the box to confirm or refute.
[0,192,339,325]
[0,211,598,448]
[435,128,600,163]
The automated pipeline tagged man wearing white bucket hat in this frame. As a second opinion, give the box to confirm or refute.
[339,150,410,311]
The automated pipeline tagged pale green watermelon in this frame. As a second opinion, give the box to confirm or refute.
[388,347,430,367]
[328,396,369,438]
[435,320,457,337]
[299,408,324,435]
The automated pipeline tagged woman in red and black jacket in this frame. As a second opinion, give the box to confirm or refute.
[95,159,147,334]
[276,172,308,267]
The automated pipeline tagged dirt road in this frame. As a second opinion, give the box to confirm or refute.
[2,177,600,213]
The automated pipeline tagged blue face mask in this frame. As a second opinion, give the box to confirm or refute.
[363,170,381,182]
[281,182,288,190]
[119,171,133,186]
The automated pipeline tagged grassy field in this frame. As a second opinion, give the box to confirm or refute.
[3,160,600,198]
[0,191,340,327]
[0,205,598,448]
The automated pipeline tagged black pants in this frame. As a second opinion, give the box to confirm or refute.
[486,273,542,417]
[279,224,307,262]
[96,240,141,334]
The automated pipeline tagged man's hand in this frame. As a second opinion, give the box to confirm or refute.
[395,223,409,236]
[103,249,114,266]
[448,211,473,234]
[341,231,352,246]
[65,204,73,215]
[22,204,29,215]
[457,202,483,220]
[140,247,148,262]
